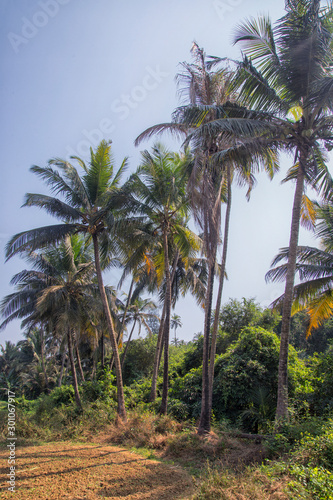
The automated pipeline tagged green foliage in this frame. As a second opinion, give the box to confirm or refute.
[289,312,333,356]
[81,370,116,402]
[295,423,333,470]
[308,345,333,415]
[183,300,282,376]
[213,327,280,427]
[123,378,153,408]
[213,327,306,430]
[182,334,205,372]
[288,464,333,500]
[167,398,190,421]
[171,366,202,419]
[265,421,333,500]
[121,336,157,384]
[50,385,75,406]
[219,298,280,338]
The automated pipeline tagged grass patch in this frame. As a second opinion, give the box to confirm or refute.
[192,465,306,499]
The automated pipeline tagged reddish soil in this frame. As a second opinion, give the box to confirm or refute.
[0,442,194,500]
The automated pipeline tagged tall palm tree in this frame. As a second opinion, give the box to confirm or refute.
[231,0,333,420]
[5,141,137,420]
[267,202,333,337]
[178,1,333,421]
[136,44,277,432]
[130,144,197,414]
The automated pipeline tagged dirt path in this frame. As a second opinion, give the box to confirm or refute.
[0,442,194,499]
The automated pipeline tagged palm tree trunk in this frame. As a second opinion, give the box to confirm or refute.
[101,332,105,369]
[110,279,134,369]
[198,254,216,434]
[150,249,179,402]
[91,325,99,380]
[276,160,306,421]
[92,233,127,421]
[121,319,137,369]
[58,350,66,387]
[67,328,82,409]
[40,326,49,393]
[160,227,172,415]
[209,167,232,414]
[75,343,85,382]
[149,304,166,402]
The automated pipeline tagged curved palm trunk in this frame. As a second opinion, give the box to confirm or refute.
[101,332,105,369]
[110,278,134,369]
[198,254,216,434]
[209,167,232,414]
[276,161,306,421]
[149,305,166,401]
[40,326,49,393]
[67,328,82,409]
[150,249,179,402]
[121,319,137,369]
[75,343,85,382]
[58,351,67,387]
[92,234,127,421]
[160,227,172,415]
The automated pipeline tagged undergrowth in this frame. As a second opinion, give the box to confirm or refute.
[2,388,333,499]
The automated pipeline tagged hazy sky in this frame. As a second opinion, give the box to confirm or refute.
[1,0,321,344]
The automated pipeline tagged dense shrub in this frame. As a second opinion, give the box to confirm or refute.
[171,366,202,419]
[49,385,75,406]
[81,370,116,402]
[121,336,157,384]
[212,327,307,430]
[308,345,333,415]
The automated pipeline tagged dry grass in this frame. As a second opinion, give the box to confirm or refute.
[90,411,185,450]
[192,468,300,500]
[0,442,194,499]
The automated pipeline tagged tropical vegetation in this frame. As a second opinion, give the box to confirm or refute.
[3,1,333,497]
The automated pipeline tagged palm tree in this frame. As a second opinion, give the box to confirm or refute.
[170,314,182,346]
[230,1,333,420]
[178,2,333,421]
[5,141,137,420]
[267,202,333,337]
[2,236,96,408]
[0,342,22,396]
[130,144,197,414]
[120,297,158,368]
[136,44,277,432]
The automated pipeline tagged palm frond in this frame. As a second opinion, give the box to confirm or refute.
[5,224,79,260]
[23,194,81,222]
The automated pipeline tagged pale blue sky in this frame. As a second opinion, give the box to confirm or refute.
[0,0,320,344]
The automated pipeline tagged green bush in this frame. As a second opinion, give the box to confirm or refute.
[309,347,333,415]
[167,398,190,421]
[170,367,202,418]
[264,420,333,499]
[50,385,75,406]
[121,336,157,384]
[295,422,333,469]
[82,370,116,402]
[212,327,307,430]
